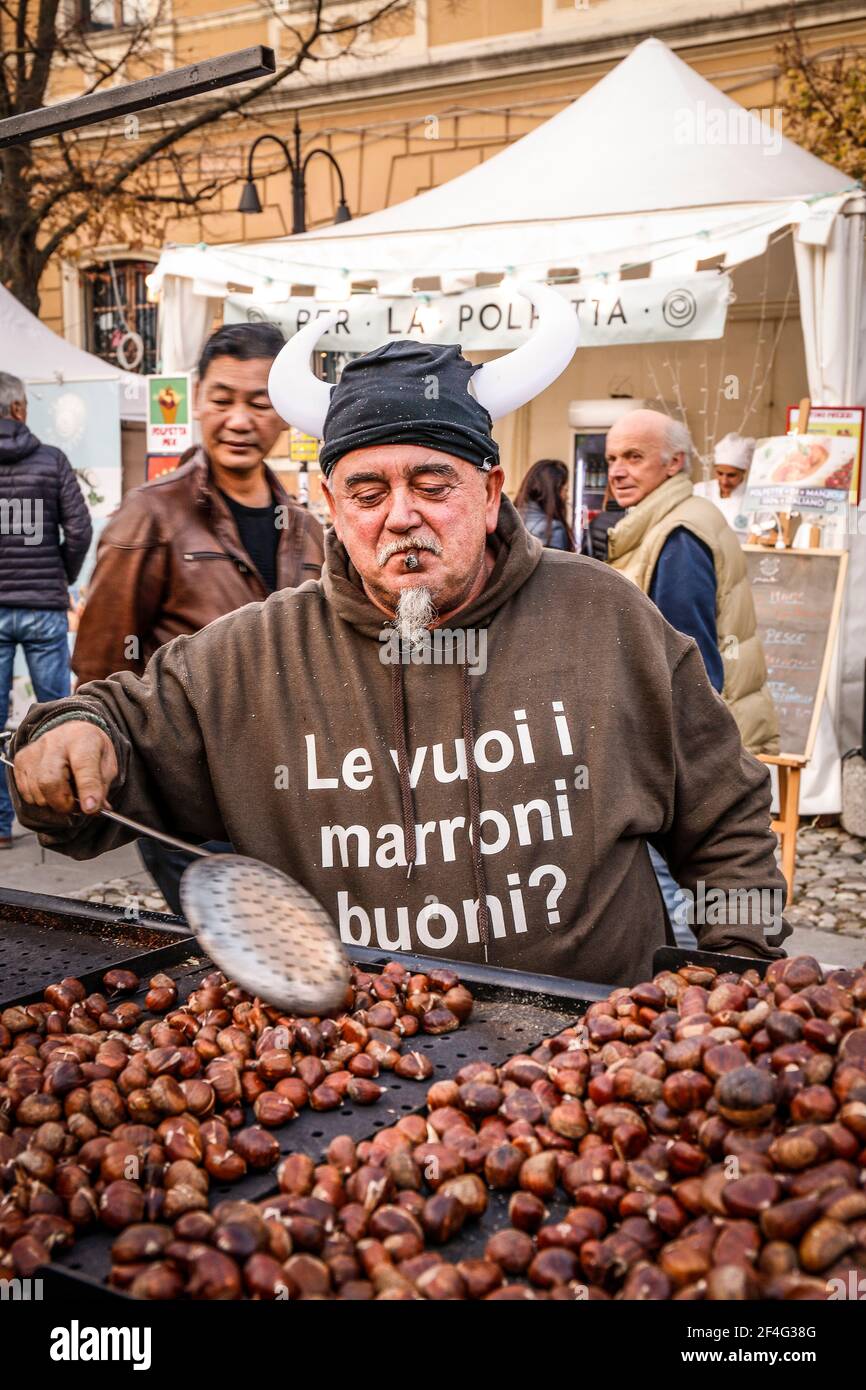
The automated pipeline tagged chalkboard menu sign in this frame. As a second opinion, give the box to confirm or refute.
[744,547,848,760]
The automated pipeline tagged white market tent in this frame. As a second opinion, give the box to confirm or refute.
[0,281,146,419]
[153,37,859,357]
[151,37,866,812]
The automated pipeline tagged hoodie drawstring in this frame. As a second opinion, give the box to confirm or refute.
[391,662,417,873]
[460,662,490,958]
[389,658,490,960]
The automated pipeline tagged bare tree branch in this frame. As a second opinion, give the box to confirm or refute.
[777,16,866,179]
[126,173,240,205]
[0,27,12,118]
[21,0,61,109]
[15,0,28,94]
[1,0,412,310]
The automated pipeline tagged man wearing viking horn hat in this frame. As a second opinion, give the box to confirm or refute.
[7,284,789,985]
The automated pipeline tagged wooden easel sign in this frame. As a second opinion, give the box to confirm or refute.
[745,547,848,764]
[746,545,848,902]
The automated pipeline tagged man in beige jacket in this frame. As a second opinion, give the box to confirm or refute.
[604,410,779,945]
[605,410,778,758]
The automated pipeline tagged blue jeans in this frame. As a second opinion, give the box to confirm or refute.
[0,608,71,836]
[648,843,698,950]
[138,839,234,917]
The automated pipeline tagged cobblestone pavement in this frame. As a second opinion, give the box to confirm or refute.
[69,877,169,914]
[782,825,866,938]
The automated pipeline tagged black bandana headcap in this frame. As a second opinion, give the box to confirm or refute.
[318,341,499,478]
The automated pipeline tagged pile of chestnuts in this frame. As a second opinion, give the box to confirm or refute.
[96,952,866,1300]
[397,952,865,1300]
[0,958,472,1287]
[4,951,866,1300]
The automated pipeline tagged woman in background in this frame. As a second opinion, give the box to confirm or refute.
[515,457,575,551]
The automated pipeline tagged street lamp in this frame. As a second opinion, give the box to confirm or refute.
[238,112,351,233]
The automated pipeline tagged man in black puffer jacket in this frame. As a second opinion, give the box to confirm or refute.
[0,371,92,846]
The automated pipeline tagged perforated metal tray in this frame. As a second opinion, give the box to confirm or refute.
[20,937,594,1296]
[0,887,190,1005]
[1,890,757,1300]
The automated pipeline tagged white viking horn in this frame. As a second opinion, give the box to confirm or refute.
[267,310,338,437]
[469,280,580,420]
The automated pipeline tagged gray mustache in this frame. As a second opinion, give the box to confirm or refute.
[377,536,443,566]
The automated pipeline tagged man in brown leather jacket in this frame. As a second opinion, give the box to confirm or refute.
[71,322,324,908]
[73,322,324,685]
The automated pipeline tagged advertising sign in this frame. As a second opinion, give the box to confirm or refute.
[147,374,193,454]
[146,454,182,481]
[785,405,863,504]
[744,434,856,518]
[289,427,318,464]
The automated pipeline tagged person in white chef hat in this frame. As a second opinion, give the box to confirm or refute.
[694,432,753,537]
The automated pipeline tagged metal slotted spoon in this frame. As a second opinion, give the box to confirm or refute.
[179,853,349,1016]
[0,750,350,1016]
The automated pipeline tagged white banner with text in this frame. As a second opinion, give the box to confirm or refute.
[224,273,731,352]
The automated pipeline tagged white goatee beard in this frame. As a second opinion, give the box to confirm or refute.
[395,585,436,647]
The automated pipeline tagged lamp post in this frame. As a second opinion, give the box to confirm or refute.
[238,111,351,233]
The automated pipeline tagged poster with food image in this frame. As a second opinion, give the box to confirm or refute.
[146,454,182,481]
[146,374,193,455]
[744,434,855,517]
[785,405,863,504]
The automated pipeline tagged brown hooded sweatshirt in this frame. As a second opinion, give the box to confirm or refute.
[10,497,789,987]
